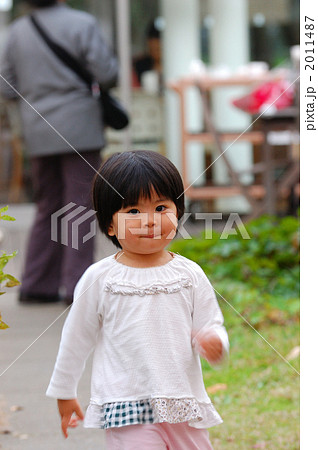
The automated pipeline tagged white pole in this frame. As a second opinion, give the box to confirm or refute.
[0,6,11,54]
[208,0,252,213]
[115,0,132,150]
[161,0,204,186]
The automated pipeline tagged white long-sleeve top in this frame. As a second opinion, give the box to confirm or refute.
[46,253,229,429]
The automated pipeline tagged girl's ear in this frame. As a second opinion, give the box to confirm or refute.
[108,223,115,236]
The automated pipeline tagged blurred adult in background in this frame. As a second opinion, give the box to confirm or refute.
[0,0,118,304]
[132,19,162,92]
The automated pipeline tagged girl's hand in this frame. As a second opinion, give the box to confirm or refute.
[192,328,224,365]
[57,398,84,438]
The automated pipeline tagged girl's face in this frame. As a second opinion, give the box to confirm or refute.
[108,190,178,264]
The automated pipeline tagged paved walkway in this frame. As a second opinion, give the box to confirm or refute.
[0,204,206,449]
[0,204,116,449]
[0,294,106,449]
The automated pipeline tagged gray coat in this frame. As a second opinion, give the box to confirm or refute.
[0,3,118,156]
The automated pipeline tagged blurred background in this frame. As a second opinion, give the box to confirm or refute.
[0,0,300,217]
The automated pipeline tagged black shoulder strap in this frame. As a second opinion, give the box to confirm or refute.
[30,14,93,88]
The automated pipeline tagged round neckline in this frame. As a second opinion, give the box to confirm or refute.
[113,251,177,270]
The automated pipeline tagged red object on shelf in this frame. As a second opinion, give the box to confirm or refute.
[232,79,294,114]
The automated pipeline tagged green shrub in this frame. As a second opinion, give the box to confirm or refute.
[0,206,20,329]
[170,215,299,327]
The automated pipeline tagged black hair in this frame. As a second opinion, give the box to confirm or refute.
[146,20,160,40]
[25,0,57,7]
[93,150,185,248]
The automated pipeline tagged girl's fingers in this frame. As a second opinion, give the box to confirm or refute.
[61,413,83,437]
[68,416,79,428]
[75,405,85,421]
[61,415,71,438]
[58,399,84,438]
[193,329,223,363]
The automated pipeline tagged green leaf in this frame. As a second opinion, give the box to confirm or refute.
[0,215,16,221]
[0,206,15,222]
[0,273,21,287]
[0,251,18,271]
[0,314,9,330]
[5,278,21,288]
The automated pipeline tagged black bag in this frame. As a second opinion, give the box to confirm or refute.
[99,89,130,130]
[30,15,129,130]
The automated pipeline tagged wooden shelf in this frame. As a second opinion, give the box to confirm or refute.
[185,131,265,145]
[184,183,298,201]
[184,185,265,200]
[168,72,285,91]
[168,70,299,217]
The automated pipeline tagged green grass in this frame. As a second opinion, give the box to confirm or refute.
[205,314,299,449]
[170,215,300,449]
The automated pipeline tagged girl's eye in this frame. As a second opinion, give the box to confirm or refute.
[127,209,140,215]
[156,205,166,212]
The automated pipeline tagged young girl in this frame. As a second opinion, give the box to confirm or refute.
[46,150,229,449]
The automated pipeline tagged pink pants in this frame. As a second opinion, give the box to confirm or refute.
[105,422,213,449]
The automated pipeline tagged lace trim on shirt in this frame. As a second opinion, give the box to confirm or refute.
[151,398,203,424]
[104,278,192,296]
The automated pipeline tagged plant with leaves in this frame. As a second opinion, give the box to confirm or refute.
[0,206,20,329]
[170,215,299,328]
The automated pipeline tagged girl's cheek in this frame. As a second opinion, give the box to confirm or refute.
[163,213,178,236]
[166,212,178,228]
[166,228,177,240]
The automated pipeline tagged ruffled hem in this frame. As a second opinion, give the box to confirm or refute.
[84,397,222,429]
[151,398,222,429]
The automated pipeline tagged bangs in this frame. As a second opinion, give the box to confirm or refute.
[116,155,180,209]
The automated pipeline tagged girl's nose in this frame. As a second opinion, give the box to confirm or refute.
[142,212,159,228]
[146,212,155,227]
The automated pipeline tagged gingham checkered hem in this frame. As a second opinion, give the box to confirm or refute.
[101,399,154,428]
